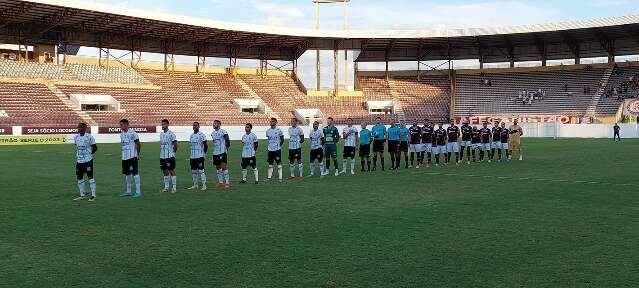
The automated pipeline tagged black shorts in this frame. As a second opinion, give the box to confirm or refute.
[190,157,205,170]
[76,160,94,179]
[343,146,356,158]
[388,140,400,153]
[160,157,176,171]
[288,148,302,162]
[121,158,139,175]
[359,144,371,157]
[373,139,385,153]
[241,157,257,169]
[267,150,282,165]
[310,148,324,162]
[399,141,409,152]
[213,153,228,166]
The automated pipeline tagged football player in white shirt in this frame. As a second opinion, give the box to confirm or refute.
[188,122,208,191]
[159,119,178,193]
[211,120,231,189]
[118,119,142,198]
[287,118,305,180]
[73,122,98,201]
[265,117,284,183]
[308,121,325,177]
[341,118,359,175]
[240,123,259,184]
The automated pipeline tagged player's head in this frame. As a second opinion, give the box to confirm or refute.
[270,117,278,128]
[119,119,129,131]
[473,125,478,131]
[514,119,519,125]
[161,119,169,131]
[400,120,406,128]
[361,122,367,129]
[438,123,443,128]
[375,116,381,124]
[423,118,429,126]
[77,122,87,134]
[290,118,298,127]
[245,123,252,133]
[192,121,200,132]
[501,122,506,128]
[347,118,353,126]
[313,121,320,130]
[494,120,500,126]
[412,118,418,126]
[450,118,455,125]
[462,120,469,126]
[213,119,221,129]
[483,122,488,128]
[327,117,334,126]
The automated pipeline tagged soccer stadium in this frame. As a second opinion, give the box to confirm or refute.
[1,0,639,286]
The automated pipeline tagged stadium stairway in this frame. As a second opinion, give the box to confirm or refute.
[60,65,80,81]
[585,66,614,118]
[46,83,97,126]
[235,77,280,120]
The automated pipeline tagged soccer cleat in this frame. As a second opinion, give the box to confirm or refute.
[408,165,413,168]
[298,176,304,181]
[334,170,339,176]
[519,156,523,161]
[171,188,177,194]
[73,196,85,201]
[415,165,420,169]
[132,193,142,198]
[267,178,272,183]
[278,179,283,183]
[488,160,492,163]
[215,183,224,189]
[119,192,132,197]
[308,173,314,177]
[223,184,232,189]
[340,170,346,174]
[186,186,198,190]
[351,171,355,175]
[467,161,471,165]
[240,180,247,184]
[287,176,296,180]
[255,181,259,185]
[200,184,207,191]
[161,188,169,193]
[88,196,96,202]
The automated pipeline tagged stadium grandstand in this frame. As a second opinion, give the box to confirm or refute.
[1,0,639,131]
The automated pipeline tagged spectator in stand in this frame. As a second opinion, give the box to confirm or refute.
[613,123,621,142]
[564,83,569,92]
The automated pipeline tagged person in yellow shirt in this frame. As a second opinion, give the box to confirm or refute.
[508,119,524,161]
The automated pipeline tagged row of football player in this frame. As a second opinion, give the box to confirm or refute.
[71,117,524,201]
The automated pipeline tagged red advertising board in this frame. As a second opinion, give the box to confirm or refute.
[98,126,157,134]
[453,115,573,125]
[0,126,12,135]
[21,126,89,135]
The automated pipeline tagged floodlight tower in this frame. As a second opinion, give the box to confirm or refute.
[313,0,350,93]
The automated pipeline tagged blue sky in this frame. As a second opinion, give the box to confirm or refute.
[80,0,639,88]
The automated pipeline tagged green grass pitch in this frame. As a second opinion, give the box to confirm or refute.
[1,138,638,287]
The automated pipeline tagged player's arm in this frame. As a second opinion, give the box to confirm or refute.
[299,133,305,144]
[134,139,141,158]
[90,136,98,154]
[356,131,360,146]
[279,135,284,147]
[519,128,524,136]
[321,131,326,145]
[172,140,178,153]
[203,140,208,154]
[224,134,230,149]
[253,139,259,150]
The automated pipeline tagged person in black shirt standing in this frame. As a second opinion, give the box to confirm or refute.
[490,120,502,161]
[434,124,447,166]
[460,121,472,164]
[471,126,481,162]
[446,120,461,165]
[479,122,492,162]
[422,120,434,168]
[409,119,423,168]
[613,123,621,142]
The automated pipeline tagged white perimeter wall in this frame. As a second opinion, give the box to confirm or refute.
[4,123,639,143]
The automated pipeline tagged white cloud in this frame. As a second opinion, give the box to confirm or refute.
[250,0,305,26]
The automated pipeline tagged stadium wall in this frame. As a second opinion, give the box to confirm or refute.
[0,124,637,145]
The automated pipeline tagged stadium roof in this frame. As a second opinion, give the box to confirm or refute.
[2,0,639,62]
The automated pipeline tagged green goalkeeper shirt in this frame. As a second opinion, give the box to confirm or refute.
[322,125,340,145]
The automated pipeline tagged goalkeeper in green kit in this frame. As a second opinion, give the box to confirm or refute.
[322,117,341,177]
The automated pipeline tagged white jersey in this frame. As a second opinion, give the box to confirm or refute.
[159,129,176,159]
[211,128,228,156]
[288,127,304,150]
[266,127,283,151]
[120,128,139,160]
[241,133,258,158]
[74,133,96,163]
[343,126,358,147]
[309,128,324,150]
[189,131,207,159]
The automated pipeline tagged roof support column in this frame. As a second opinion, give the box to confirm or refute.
[98,48,110,67]
[197,56,206,74]
[333,40,339,97]
[353,61,359,90]
[607,40,616,64]
[164,53,174,72]
[417,41,422,81]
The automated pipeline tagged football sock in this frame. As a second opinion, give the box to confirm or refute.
[320,163,325,174]
[77,179,85,197]
[199,170,206,186]
[268,165,273,179]
[242,169,248,181]
[277,165,283,180]
[163,176,169,189]
[342,159,347,171]
[133,175,141,194]
[361,159,365,170]
[88,178,96,197]
[171,176,176,189]
[223,170,230,184]
[125,175,132,193]
[290,164,295,177]
[298,163,303,176]
[310,162,315,174]
[253,168,259,182]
